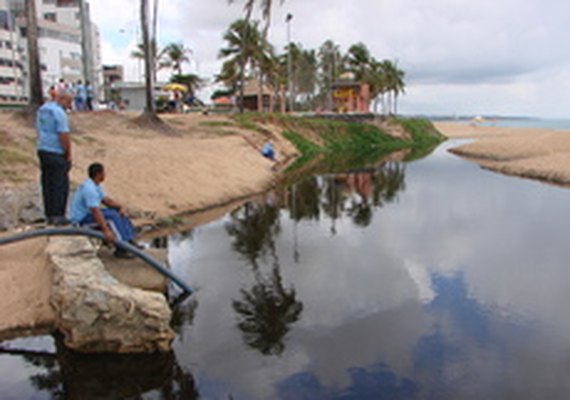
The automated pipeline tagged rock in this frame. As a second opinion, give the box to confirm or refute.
[48,236,175,353]
[0,184,43,230]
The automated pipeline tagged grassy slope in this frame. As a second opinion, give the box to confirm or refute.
[234,113,445,171]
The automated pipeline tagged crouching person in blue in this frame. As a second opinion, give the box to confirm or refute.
[70,162,139,258]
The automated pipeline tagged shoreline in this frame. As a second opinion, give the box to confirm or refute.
[435,122,570,188]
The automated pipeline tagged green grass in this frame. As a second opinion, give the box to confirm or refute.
[231,113,446,172]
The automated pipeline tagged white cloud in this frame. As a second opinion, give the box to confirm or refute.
[89,0,570,117]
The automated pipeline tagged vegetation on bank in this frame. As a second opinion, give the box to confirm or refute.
[233,113,445,171]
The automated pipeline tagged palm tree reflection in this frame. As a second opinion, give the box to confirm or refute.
[226,196,303,356]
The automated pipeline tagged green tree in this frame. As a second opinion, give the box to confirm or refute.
[162,42,192,76]
[218,19,271,111]
[345,42,372,82]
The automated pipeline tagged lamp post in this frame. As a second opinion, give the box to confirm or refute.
[286,13,293,113]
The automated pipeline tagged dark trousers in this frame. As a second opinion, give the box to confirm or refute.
[38,151,70,219]
[80,208,136,242]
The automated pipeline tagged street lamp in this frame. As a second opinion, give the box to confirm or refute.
[286,13,293,113]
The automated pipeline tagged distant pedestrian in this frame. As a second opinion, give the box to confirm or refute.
[57,78,67,93]
[36,90,73,225]
[74,80,86,111]
[85,80,94,111]
[261,141,276,161]
[48,85,57,101]
[70,162,141,258]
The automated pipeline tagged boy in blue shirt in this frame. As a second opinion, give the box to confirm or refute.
[70,163,140,258]
[36,90,73,225]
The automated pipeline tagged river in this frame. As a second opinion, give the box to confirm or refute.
[2,140,570,399]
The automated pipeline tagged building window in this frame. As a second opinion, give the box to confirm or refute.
[44,12,57,23]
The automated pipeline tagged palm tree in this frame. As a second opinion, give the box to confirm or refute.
[345,42,372,82]
[228,0,284,34]
[218,19,269,111]
[131,40,166,82]
[140,0,158,119]
[162,43,192,76]
[382,60,406,115]
[228,0,285,112]
[25,0,42,110]
[318,40,341,110]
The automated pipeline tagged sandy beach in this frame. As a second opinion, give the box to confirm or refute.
[436,122,570,186]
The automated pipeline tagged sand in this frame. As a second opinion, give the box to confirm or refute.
[436,122,570,186]
[0,111,298,335]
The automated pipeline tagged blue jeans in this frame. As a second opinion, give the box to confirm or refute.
[80,208,136,242]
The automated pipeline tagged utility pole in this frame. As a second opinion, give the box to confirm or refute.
[286,13,293,113]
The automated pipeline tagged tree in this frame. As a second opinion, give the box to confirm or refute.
[317,40,342,110]
[381,60,406,115]
[25,0,42,110]
[218,19,270,110]
[140,0,158,119]
[131,40,166,82]
[229,0,285,34]
[162,42,192,76]
[170,73,202,96]
[345,42,372,82]
[228,0,285,112]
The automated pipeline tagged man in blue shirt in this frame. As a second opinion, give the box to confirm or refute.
[74,80,87,111]
[70,163,139,258]
[36,90,73,225]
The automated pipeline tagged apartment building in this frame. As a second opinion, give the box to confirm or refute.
[0,0,101,103]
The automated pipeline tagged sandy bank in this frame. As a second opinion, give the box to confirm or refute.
[436,122,570,186]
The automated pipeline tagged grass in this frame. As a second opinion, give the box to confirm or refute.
[231,113,446,172]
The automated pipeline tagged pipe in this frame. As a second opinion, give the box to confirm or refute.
[0,227,193,294]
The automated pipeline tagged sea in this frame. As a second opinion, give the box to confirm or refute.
[433,117,570,130]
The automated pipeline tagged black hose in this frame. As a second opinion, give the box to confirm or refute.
[0,227,193,294]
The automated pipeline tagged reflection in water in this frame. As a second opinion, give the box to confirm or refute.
[226,198,303,356]
[4,335,199,399]
[10,145,570,399]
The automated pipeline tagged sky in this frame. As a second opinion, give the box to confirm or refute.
[90,0,570,118]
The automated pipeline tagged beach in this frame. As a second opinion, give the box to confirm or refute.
[436,122,570,187]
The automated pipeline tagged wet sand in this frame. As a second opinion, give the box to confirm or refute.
[436,122,570,186]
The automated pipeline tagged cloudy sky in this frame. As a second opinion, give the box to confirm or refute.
[90,0,570,118]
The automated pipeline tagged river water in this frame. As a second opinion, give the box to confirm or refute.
[2,140,570,399]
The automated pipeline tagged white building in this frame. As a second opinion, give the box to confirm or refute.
[0,0,102,103]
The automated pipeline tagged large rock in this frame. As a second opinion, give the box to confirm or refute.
[48,236,175,353]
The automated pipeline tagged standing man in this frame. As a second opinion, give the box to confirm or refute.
[74,80,86,111]
[70,163,140,258]
[85,80,94,111]
[36,90,73,225]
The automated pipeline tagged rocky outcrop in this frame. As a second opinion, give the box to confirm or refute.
[0,184,43,230]
[48,236,175,353]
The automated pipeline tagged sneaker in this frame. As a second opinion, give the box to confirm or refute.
[113,248,135,259]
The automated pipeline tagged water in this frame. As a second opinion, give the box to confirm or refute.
[3,141,570,399]
[454,118,570,130]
